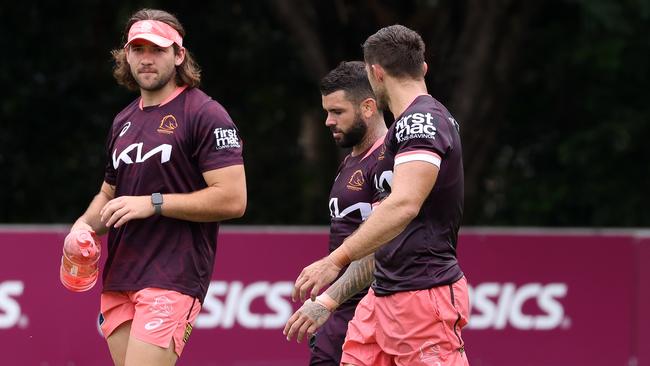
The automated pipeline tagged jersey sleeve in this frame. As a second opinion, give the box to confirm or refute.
[192,101,244,172]
[104,123,119,186]
[392,111,453,169]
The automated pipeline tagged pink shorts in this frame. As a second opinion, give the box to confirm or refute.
[341,276,470,366]
[99,288,201,357]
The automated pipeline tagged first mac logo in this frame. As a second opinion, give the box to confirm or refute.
[395,112,438,143]
[214,128,240,150]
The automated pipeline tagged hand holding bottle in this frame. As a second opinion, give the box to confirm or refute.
[60,229,101,292]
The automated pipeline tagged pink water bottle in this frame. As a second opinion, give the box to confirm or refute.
[60,229,101,292]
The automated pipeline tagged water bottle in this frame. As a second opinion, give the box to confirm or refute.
[60,229,101,292]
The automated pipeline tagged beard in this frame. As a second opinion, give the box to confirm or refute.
[132,67,176,92]
[334,112,367,148]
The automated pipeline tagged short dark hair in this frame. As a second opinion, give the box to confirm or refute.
[362,25,426,79]
[111,8,201,91]
[319,61,375,104]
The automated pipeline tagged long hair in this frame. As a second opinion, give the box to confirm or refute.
[111,9,201,91]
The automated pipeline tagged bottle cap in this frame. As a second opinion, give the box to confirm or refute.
[66,230,98,257]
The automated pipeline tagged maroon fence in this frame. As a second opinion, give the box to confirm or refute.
[0,226,647,365]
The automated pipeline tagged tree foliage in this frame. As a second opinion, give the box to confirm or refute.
[1,0,648,226]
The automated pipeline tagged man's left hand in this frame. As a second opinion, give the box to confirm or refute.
[100,196,154,228]
[283,299,331,343]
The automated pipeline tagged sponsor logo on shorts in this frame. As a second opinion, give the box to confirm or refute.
[346,170,364,191]
[183,323,193,343]
[214,128,240,150]
[149,296,174,316]
[157,114,178,134]
[143,296,174,331]
[395,112,438,143]
[144,318,164,331]
[419,341,442,365]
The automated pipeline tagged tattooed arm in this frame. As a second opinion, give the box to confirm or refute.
[325,253,375,305]
[283,254,375,343]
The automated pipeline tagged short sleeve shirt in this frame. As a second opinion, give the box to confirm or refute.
[103,87,243,302]
[371,95,464,296]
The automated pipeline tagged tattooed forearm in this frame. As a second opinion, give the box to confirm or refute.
[326,254,375,305]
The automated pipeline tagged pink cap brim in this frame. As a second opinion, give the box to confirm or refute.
[126,34,174,48]
[125,20,183,48]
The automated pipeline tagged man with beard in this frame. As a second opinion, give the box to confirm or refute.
[292,25,470,366]
[283,61,387,366]
[68,8,246,366]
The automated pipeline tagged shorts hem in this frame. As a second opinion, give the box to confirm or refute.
[101,318,131,339]
[131,328,177,353]
[341,353,367,366]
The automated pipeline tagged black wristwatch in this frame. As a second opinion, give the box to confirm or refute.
[151,193,163,215]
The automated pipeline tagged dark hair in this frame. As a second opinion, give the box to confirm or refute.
[319,61,375,104]
[362,25,426,79]
[111,8,201,90]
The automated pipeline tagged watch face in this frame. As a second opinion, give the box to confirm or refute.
[152,193,163,205]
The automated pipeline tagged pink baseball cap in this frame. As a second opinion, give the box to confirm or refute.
[125,20,183,48]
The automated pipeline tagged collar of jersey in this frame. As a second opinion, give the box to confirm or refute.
[139,85,188,110]
[360,132,387,161]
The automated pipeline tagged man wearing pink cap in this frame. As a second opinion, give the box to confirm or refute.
[69,8,247,366]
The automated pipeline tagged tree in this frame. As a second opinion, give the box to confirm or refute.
[1,0,648,226]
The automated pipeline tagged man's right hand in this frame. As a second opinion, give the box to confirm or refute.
[283,300,331,343]
[292,256,341,302]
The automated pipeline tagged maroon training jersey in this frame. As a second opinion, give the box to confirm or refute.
[328,138,385,306]
[372,95,464,296]
[103,87,243,302]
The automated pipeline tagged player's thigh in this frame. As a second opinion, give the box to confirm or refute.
[384,285,467,366]
[106,320,132,366]
[125,336,178,366]
[341,290,393,366]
